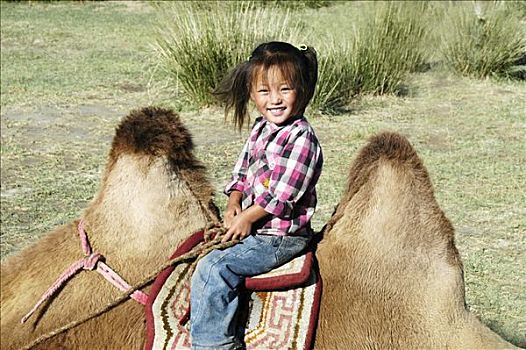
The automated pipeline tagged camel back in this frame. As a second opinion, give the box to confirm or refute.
[0,106,218,350]
[316,131,515,349]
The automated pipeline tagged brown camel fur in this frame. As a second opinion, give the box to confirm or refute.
[0,106,219,350]
[314,131,518,349]
[2,114,518,349]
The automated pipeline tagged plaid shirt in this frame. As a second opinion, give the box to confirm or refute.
[225,115,323,236]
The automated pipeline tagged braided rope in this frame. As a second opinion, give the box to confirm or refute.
[21,225,237,350]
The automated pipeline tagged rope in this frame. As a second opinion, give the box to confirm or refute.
[21,221,150,325]
[21,225,237,350]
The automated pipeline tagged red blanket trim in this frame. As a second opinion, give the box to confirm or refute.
[245,251,313,291]
[304,268,322,350]
[144,230,204,350]
[144,231,317,350]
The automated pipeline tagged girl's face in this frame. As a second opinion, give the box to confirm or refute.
[250,66,298,125]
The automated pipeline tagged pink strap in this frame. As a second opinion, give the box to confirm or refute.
[21,258,85,323]
[21,220,148,324]
[78,219,92,255]
[78,220,148,304]
[97,262,148,304]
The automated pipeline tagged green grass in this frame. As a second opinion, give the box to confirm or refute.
[437,2,526,79]
[153,1,305,107]
[0,1,172,109]
[1,1,525,347]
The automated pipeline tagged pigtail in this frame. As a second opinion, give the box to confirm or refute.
[301,46,318,106]
[214,62,251,131]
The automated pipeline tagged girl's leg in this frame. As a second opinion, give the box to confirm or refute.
[190,235,309,350]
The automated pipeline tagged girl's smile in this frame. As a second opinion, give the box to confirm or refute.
[268,106,286,116]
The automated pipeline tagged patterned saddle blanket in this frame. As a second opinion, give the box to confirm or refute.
[144,230,322,350]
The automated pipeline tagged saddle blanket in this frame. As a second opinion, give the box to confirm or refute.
[145,231,322,350]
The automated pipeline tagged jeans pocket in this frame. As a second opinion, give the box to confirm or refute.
[253,235,282,266]
[253,234,282,247]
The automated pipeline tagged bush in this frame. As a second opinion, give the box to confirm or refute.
[439,2,526,79]
[310,2,428,113]
[309,41,355,114]
[155,1,429,113]
[352,2,428,95]
[153,1,304,107]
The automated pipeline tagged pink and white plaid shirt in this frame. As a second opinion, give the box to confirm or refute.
[225,115,323,236]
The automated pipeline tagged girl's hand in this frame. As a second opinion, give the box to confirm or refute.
[221,204,269,243]
[222,212,252,243]
[224,203,242,228]
[224,191,243,228]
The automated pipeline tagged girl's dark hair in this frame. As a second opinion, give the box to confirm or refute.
[214,41,318,130]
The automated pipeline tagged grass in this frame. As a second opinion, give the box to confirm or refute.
[154,1,305,107]
[1,1,525,346]
[438,1,526,79]
[0,1,172,110]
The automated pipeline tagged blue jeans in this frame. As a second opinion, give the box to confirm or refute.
[190,234,310,350]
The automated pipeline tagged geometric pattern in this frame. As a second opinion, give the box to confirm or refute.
[145,249,321,350]
[244,271,320,349]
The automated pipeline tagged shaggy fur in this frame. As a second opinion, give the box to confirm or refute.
[0,107,219,350]
[315,132,517,349]
[2,115,517,349]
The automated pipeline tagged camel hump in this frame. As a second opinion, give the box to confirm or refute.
[360,131,418,165]
[345,131,425,196]
[110,106,194,160]
[324,131,428,233]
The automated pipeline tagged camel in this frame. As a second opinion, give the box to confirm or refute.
[0,106,220,349]
[1,108,518,349]
[314,131,518,349]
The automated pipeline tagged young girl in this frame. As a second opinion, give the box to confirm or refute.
[190,41,323,350]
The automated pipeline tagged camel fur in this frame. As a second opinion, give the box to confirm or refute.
[314,131,518,349]
[0,106,219,350]
[1,110,518,349]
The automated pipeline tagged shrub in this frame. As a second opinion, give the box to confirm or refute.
[310,2,429,113]
[153,1,304,107]
[154,1,429,113]
[309,41,355,114]
[439,2,526,79]
[352,2,428,95]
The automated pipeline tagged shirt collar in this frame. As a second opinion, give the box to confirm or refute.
[258,115,304,133]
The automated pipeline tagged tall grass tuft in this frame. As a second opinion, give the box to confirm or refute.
[310,2,428,113]
[352,2,428,95]
[439,2,526,79]
[155,1,428,114]
[309,41,355,114]
[153,1,304,107]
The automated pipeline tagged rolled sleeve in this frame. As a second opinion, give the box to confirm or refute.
[224,180,245,195]
[254,192,293,218]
